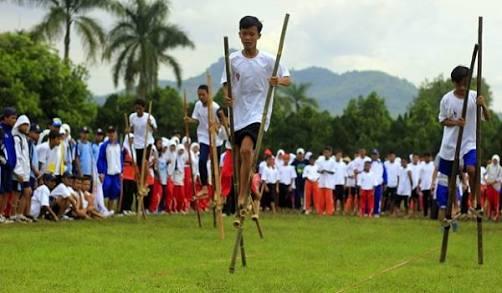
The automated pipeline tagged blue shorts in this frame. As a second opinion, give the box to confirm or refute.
[102,174,121,200]
[438,149,477,176]
[0,166,14,194]
[436,184,462,209]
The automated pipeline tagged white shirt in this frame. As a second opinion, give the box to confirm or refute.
[129,112,157,149]
[172,154,187,185]
[105,142,122,175]
[358,171,377,190]
[486,164,502,190]
[384,160,400,188]
[38,142,64,176]
[345,161,356,187]
[438,90,478,160]
[397,166,412,197]
[303,164,320,182]
[50,183,72,198]
[191,100,220,145]
[370,160,384,186]
[277,164,296,185]
[259,161,267,175]
[409,163,421,189]
[31,185,50,218]
[261,165,279,184]
[419,161,435,190]
[316,156,336,189]
[333,160,347,186]
[221,50,290,131]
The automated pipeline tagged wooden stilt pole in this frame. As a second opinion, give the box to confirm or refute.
[474,16,484,265]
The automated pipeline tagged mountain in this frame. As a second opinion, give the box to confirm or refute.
[158,56,417,116]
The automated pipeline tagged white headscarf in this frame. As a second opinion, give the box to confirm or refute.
[123,133,136,161]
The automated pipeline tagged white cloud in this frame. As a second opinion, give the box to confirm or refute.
[0,0,501,111]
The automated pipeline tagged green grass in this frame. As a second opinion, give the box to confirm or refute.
[1,213,501,292]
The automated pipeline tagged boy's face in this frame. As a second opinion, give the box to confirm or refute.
[80,132,89,141]
[401,160,408,167]
[135,104,145,116]
[19,123,29,134]
[170,145,176,152]
[323,150,331,158]
[296,153,304,160]
[335,152,342,160]
[198,89,209,104]
[3,114,17,127]
[266,157,273,166]
[82,180,91,192]
[74,179,81,190]
[239,26,260,50]
[424,155,431,163]
[108,131,117,141]
[29,131,40,142]
[364,162,371,172]
[388,153,396,162]
[50,137,61,148]
[47,180,57,189]
[63,177,72,186]
[454,77,468,97]
[96,134,104,143]
[412,155,419,164]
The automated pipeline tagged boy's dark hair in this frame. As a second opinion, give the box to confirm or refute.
[48,130,59,140]
[134,99,146,107]
[239,16,263,33]
[197,85,209,92]
[323,145,332,152]
[82,176,92,182]
[423,152,432,157]
[334,148,342,154]
[451,65,469,83]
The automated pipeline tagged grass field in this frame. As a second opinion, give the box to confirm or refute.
[1,213,501,292]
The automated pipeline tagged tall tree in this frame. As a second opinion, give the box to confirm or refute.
[0,32,97,128]
[10,0,109,62]
[277,82,318,113]
[105,0,194,97]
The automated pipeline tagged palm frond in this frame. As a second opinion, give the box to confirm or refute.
[31,5,66,42]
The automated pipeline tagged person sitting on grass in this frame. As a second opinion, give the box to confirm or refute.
[64,174,89,219]
[395,157,413,217]
[30,174,58,221]
[80,176,104,219]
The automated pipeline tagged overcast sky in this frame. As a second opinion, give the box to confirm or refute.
[1,0,501,112]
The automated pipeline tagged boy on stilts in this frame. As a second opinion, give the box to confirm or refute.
[436,66,490,221]
[221,16,290,222]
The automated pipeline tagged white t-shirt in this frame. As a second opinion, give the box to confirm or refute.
[370,160,385,186]
[419,161,435,191]
[438,90,478,160]
[277,164,297,185]
[358,171,377,191]
[37,142,64,176]
[397,166,412,197]
[50,183,72,198]
[129,112,157,149]
[31,185,50,218]
[220,50,290,131]
[259,161,267,175]
[303,164,320,182]
[345,161,356,187]
[409,163,421,189]
[316,156,336,189]
[384,160,400,188]
[261,165,279,184]
[333,160,347,186]
[191,100,220,145]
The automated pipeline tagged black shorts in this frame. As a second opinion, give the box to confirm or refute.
[234,123,260,148]
[394,195,409,208]
[411,188,419,199]
[0,167,14,194]
[335,185,345,200]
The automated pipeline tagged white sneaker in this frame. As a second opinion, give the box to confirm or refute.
[104,211,114,218]
[18,215,31,222]
[61,215,74,221]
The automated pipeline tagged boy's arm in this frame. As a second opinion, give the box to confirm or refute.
[407,171,413,188]
[477,95,490,121]
[269,76,291,87]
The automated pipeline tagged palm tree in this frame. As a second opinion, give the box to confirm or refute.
[104,0,194,97]
[10,0,109,62]
[277,83,318,113]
